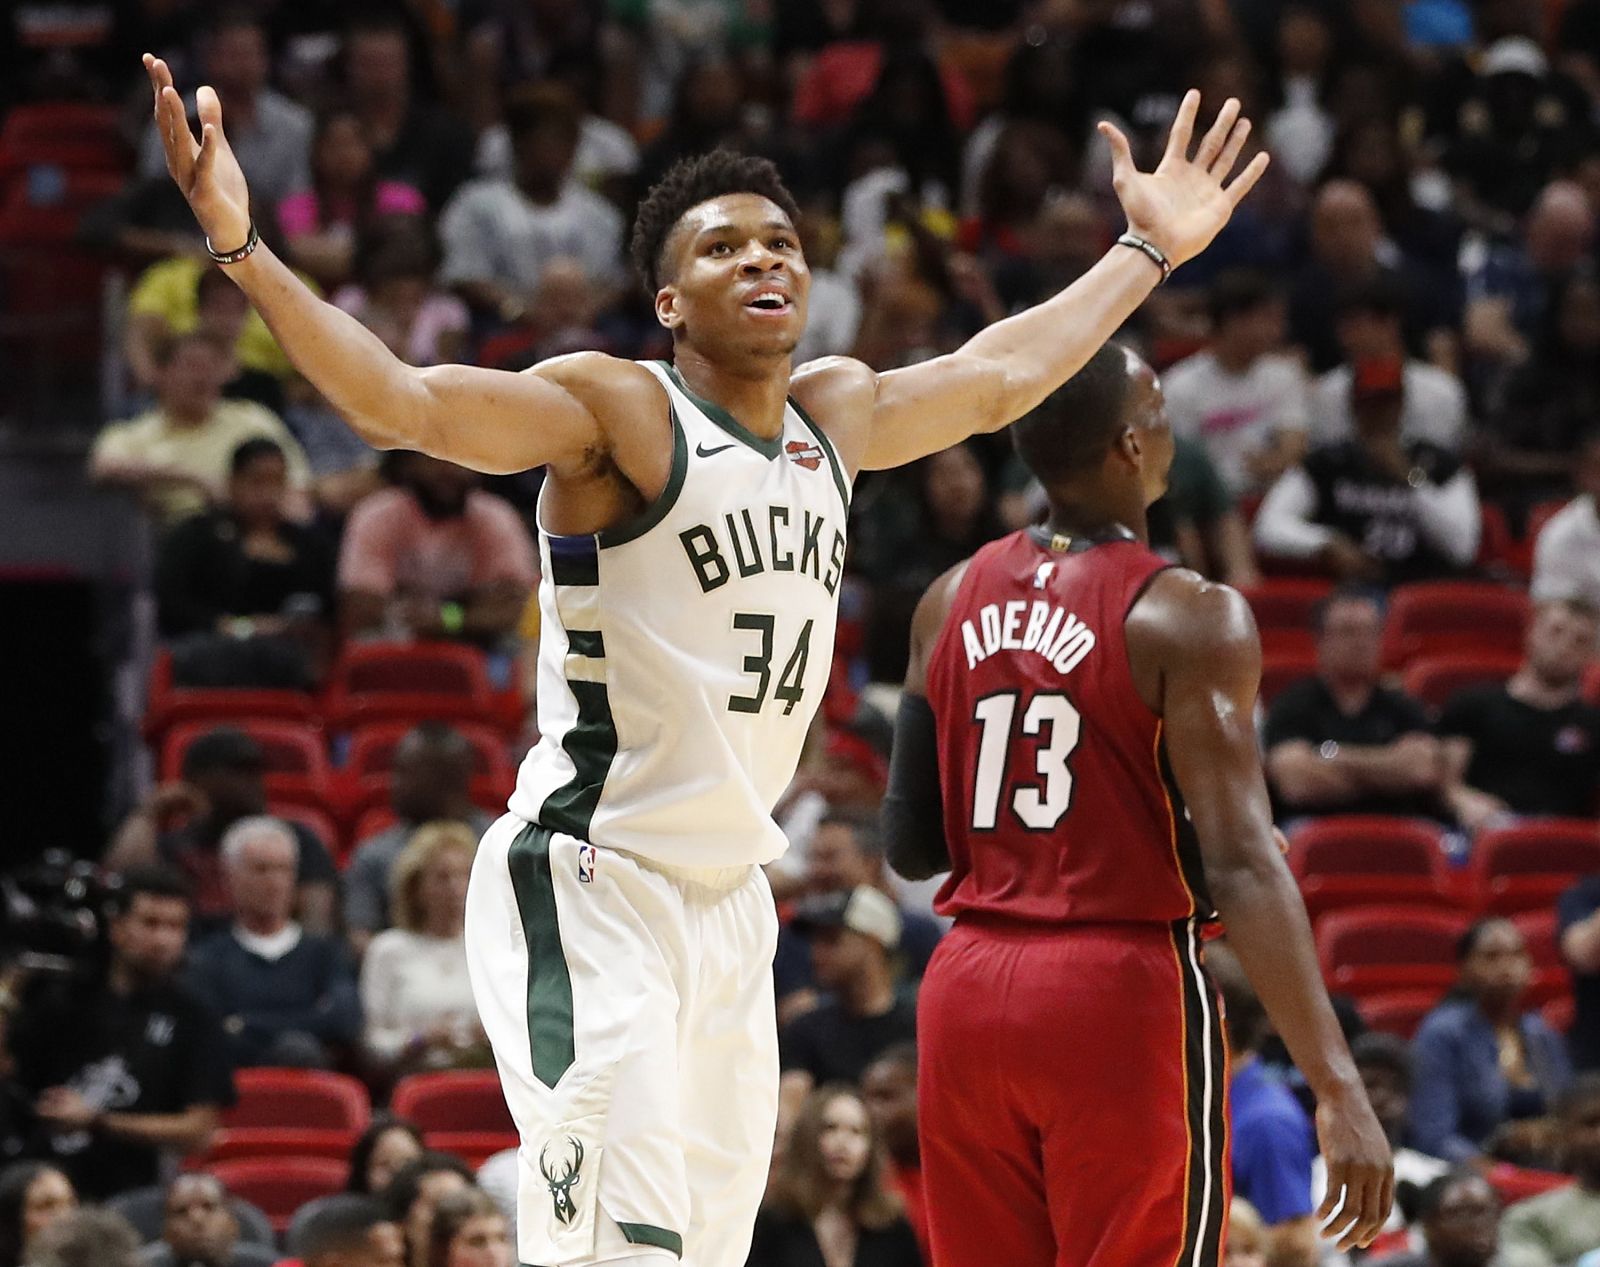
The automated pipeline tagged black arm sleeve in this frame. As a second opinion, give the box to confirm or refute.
[882,692,951,883]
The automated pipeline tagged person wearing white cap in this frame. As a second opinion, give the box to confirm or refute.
[778,886,916,1111]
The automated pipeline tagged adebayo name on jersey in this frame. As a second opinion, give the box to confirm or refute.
[678,505,846,596]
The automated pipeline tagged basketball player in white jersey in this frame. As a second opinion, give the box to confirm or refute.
[145,52,1267,1267]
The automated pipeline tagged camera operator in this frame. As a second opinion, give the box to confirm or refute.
[2,867,235,1200]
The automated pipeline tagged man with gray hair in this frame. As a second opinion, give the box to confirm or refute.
[186,817,361,1068]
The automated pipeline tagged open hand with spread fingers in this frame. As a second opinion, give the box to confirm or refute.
[1099,90,1270,271]
[143,53,253,254]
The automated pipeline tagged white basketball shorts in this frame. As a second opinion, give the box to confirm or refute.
[465,814,781,1267]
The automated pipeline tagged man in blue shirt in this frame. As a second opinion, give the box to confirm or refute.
[1211,942,1320,1267]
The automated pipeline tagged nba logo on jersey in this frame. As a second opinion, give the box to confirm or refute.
[577,844,597,884]
[1034,561,1056,589]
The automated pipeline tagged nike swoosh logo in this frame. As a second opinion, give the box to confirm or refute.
[696,441,736,457]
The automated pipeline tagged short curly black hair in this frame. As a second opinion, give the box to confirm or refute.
[629,150,801,296]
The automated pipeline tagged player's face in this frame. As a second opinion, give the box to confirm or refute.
[657,194,810,363]
[816,1093,873,1184]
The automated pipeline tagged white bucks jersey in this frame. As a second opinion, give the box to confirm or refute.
[510,359,852,867]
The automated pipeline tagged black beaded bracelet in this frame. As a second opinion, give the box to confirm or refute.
[1116,231,1171,284]
[205,220,259,265]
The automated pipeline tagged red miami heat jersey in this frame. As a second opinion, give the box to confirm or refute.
[926,526,1215,925]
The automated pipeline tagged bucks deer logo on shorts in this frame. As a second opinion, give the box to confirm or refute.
[539,1136,585,1225]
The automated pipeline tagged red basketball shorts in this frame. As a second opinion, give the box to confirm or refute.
[917,917,1230,1267]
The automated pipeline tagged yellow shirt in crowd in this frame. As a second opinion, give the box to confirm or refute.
[128,257,319,379]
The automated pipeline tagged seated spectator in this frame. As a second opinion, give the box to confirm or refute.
[1161,270,1310,498]
[1315,1034,1449,1260]
[1482,268,1600,518]
[1410,919,1573,1166]
[424,1190,510,1267]
[779,887,917,1101]
[29,1209,142,1267]
[5,869,233,1199]
[1496,1075,1600,1266]
[1307,281,1469,454]
[361,823,484,1080]
[861,1045,926,1260]
[1562,875,1600,1073]
[747,1084,922,1267]
[1209,944,1318,1267]
[331,228,468,369]
[92,333,313,528]
[186,818,362,1069]
[1287,181,1460,374]
[1372,1169,1502,1267]
[278,380,383,518]
[1531,431,1600,609]
[106,728,338,934]
[346,1119,426,1197]
[141,1174,275,1267]
[344,724,494,954]
[124,256,315,402]
[1263,588,1444,820]
[1258,354,1480,584]
[1224,1199,1267,1267]
[439,84,624,322]
[155,438,336,689]
[771,810,942,1010]
[1439,599,1600,833]
[133,9,311,215]
[278,107,427,290]
[0,1164,76,1267]
[1146,435,1261,589]
[380,1155,473,1267]
[338,453,537,647]
[292,1196,406,1267]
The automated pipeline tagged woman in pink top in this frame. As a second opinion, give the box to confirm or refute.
[277,107,426,287]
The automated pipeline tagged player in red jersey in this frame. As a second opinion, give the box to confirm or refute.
[884,342,1393,1267]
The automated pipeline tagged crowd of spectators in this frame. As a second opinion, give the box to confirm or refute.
[14,0,1600,1262]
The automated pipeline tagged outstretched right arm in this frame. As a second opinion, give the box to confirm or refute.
[143,55,611,476]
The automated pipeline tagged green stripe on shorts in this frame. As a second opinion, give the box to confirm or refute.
[617,1223,684,1258]
[507,823,575,1089]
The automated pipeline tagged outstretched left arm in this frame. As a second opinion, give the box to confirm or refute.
[835,91,1269,472]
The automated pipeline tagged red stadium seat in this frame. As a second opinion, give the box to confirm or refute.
[208,1157,348,1232]
[1315,906,1470,999]
[1380,583,1530,670]
[143,651,317,742]
[1512,909,1562,970]
[324,643,501,730]
[1289,818,1456,921]
[392,1071,515,1135]
[1544,995,1576,1034]
[344,720,517,811]
[1471,821,1600,916]
[425,1131,520,1169]
[1401,652,1524,714]
[1241,579,1331,657]
[161,719,333,803]
[268,802,344,863]
[1259,649,1317,709]
[201,1127,359,1164]
[1484,1163,1572,1208]
[0,103,130,178]
[1360,989,1445,1040]
[351,805,400,849]
[224,1069,370,1132]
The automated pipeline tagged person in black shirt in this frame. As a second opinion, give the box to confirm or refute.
[779,889,918,1104]
[1439,600,1600,833]
[156,437,336,690]
[1263,587,1445,820]
[1254,355,1481,585]
[5,868,235,1201]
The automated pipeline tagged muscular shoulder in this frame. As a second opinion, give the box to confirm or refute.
[1126,568,1261,701]
[906,560,972,693]
[528,351,670,464]
[789,356,879,473]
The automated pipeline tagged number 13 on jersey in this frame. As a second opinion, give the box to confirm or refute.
[971,691,1082,831]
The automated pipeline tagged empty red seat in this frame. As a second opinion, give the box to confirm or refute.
[425,1130,519,1169]
[201,1127,358,1165]
[1484,1163,1573,1208]
[1401,652,1523,713]
[1241,579,1330,657]
[224,1069,370,1132]
[1259,649,1317,709]
[391,1071,515,1136]
[143,651,317,742]
[1316,906,1471,999]
[162,719,333,803]
[0,103,130,178]
[209,1157,348,1232]
[1360,989,1445,1040]
[1381,583,1530,670]
[1472,821,1600,916]
[1289,817,1456,920]
[268,801,344,862]
[324,643,500,730]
